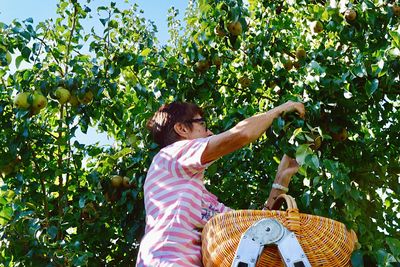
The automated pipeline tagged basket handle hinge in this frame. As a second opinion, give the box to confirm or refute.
[231,218,311,267]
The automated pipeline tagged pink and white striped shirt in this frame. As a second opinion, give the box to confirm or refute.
[136,137,230,267]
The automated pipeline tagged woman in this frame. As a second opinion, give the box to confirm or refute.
[136,101,305,267]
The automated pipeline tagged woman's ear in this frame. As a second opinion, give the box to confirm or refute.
[174,122,190,139]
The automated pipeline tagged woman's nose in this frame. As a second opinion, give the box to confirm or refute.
[207,129,214,135]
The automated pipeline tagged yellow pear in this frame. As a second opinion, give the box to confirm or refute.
[195,60,210,73]
[54,87,71,105]
[227,21,242,36]
[311,21,323,33]
[212,56,222,68]
[344,9,357,22]
[69,94,79,107]
[13,92,31,109]
[296,48,306,60]
[0,163,14,177]
[78,91,94,104]
[239,76,251,88]
[31,93,47,112]
[393,5,400,16]
[332,128,348,142]
[283,59,293,70]
[122,176,130,188]
[111,175,123,188]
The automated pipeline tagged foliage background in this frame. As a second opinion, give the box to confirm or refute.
[0,0,399,266]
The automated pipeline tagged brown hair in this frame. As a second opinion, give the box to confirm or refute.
[147,102,204,148]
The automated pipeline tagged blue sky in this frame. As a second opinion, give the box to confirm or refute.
[0,0,189,146]
[0,0,189,45]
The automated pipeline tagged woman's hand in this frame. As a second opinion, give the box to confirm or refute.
[275,155,299,184]
[278,101,305,119]
[263,155,299,210]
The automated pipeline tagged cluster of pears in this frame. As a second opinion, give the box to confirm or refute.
[103,175,136,203]
[110,175,133,189]
[13,91,48,114]
[214,20,243,37]
[195,55,223,73]
[54,86,94,106]
[13,87,94,114]
[281,47,307,71]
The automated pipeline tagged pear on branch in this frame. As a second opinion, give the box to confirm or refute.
[393,5,400,16]
[68,94,80,107]
[311,21,323,33]
[13,92,31,109]
[110,175,123,188]
[54,87,71,105]
[296,48,306,60]
[78,91,94,104]
[31,92,47,114]
[344,9,357,22]
[227,21,242,36]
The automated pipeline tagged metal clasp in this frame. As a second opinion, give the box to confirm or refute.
[231,218,311,267]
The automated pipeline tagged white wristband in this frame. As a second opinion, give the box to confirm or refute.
[272,183,289,193]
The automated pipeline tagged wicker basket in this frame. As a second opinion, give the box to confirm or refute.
[201,194,358,267]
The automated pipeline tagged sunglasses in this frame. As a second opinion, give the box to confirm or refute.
[185,118,208,131]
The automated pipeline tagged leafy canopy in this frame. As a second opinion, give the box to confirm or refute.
[0,0,399,266]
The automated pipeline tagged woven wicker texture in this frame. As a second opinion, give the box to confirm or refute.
[202,206,358,266]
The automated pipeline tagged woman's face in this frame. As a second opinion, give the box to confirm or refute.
[186,114,213,139]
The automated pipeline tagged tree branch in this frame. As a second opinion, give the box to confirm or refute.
[31,151,50,225]
[56,105,65,240]
[64,3,79,76]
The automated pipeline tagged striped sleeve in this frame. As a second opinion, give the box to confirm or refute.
[173,137,213,178]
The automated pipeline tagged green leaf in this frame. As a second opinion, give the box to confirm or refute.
[305,154,320,170]
[389,30,400,47]
[195,78,204,85]
[99,18,108,27]
[365,79,379,97]
[351,250,364,267]
[376,249,389,265]
[21,46,31,60]
[47,226,58,240]
[140,48,152,57]
[289,127,303,143]
[354,64,367,78]
[113,147,133,159]
[79,196,86,208]
[386,237,400,258]
[0,206,13,225]
[371,59,384,77]
[24,17,33,23]
[295,144,313,165]
[385,198,391,208]
[108,19,118,28]
[73,255,88,266]
[310,60,325,74]
[333,180,345,197]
